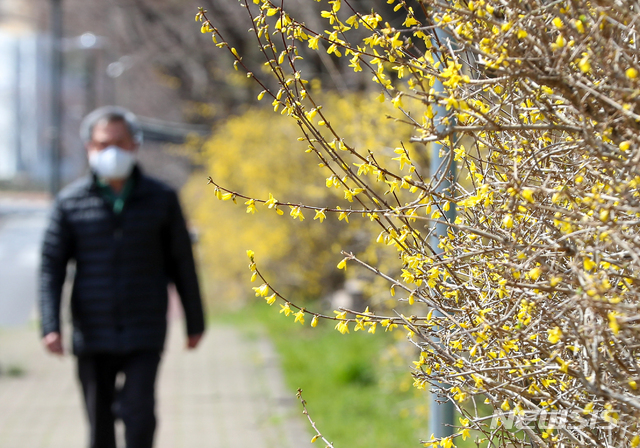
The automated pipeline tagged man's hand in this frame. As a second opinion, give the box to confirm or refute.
[43,332,63,355]
[187,333,204,350]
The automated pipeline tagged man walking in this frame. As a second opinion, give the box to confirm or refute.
[39,106,206,448]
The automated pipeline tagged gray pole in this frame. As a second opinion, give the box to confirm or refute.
[428,28,457,439]
[49,0,63,195]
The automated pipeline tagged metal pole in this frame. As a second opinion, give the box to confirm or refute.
[428,27,457,440]
[49,0,63,195]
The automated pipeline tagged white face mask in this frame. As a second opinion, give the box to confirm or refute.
[89,145,136,180]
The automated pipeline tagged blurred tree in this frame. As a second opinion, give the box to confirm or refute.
[59,0,406,121]
[183,90,410,307]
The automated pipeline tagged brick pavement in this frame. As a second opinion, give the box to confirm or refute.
[0,322,309,448]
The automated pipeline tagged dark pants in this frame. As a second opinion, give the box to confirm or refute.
[77,351,162,448]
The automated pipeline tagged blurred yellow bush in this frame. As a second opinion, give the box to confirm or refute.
[183,91,410,308]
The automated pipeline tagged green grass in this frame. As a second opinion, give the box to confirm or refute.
[213,302,425,448]
[0,363,26,377]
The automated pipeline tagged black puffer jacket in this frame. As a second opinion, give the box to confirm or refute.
[39,167,205,355]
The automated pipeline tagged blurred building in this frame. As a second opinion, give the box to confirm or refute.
[0,0,211,192]
[0,0,51,188]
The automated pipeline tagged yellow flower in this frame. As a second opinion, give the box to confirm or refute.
[521,189,534,202]
[552,17,563,28]
[335,320,350,334]
[578,55,591,73]
[264,193,278,209]
[308,34,320,50]
[334,310,347,320]
[253,283,269,297]
[555,357,569,373]
[626,68,638,79]
[280,303,293,316]
[294,310,305,325]
[619,141,631,151]
[583,258,596,271]
[547,327,562,344]
[337,207,350,222]
[314,209,327,222]
[391,94,403,108]
[549,276,562,287]
[265,294,277,305]
[501,399,510,411]
[311,315,319,327]
[290,206,305,221]
[551,34,565,50]
[529,267,542,281]
[381,319,398,332]
[337,258,348,270]
[245,199,257,214]
[246,249,255,260]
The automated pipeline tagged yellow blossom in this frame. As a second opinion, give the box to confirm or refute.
[294,309,305,324]
[314,209,327,222]
[521,189,534,202]
[608,311,620,334]
[290,206,305,221]
[280,303,293,316]
[547,327,562,344]
[245,199,257,214]
[335,320,350,334]
[253,283,269,297]
[529,267,542,281]
[264,193,278,209]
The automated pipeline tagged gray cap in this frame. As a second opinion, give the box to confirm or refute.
[80,106,143,145]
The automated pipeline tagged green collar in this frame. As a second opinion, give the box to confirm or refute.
[96,176,136,214]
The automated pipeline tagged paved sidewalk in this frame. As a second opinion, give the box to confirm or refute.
[0,322,309,448]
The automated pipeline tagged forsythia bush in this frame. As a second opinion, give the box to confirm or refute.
[184,92,407,305]
[196,0,640,446]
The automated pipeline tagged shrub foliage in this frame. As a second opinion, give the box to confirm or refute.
[197,0,640,446]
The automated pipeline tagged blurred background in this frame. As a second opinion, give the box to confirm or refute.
[0,1,430,447]
[0,0,414,316]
